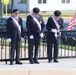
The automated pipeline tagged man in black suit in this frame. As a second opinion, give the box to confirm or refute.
[26,7,44,64]
[6,9,24,65]
[46,10,64,63]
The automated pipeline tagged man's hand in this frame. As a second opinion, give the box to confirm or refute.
[7,38,11,42]
[29,35,34,39]
[40,33,44,38]
[57,29,60,33]
[51,29,60,33]
[51,29,57,33]
[21,37,24,41]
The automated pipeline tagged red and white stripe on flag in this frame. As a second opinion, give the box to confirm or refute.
[66,18,76,30]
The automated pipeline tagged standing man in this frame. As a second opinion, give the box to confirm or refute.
[46,10,64,63]
[26,7,44,64]
[7,9,24,65]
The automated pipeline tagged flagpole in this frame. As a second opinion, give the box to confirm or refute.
[5,4,8,16]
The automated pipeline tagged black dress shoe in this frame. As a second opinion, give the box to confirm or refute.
[30,61,34,64]
[48,59,52,63]
[29,59,34,64]
[10,62,13,65]
[54,60,59,63]
[34,61,39,64]
[16,61,22,64]
[33,59,39,64]
[10,61,13,65]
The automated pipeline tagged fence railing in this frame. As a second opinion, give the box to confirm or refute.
[0,31,76,64]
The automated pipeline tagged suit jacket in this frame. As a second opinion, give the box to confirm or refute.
[46,17,63,40]
[6,17,24,40]
[26,14,44,37]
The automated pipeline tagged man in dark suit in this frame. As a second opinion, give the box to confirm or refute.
[26,7,44,64]
[46,10,64,63]
[6,9,24,65]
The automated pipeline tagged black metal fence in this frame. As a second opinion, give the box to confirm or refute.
[0,31,76,64]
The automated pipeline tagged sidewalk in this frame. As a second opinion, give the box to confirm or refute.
[0,59,76,75]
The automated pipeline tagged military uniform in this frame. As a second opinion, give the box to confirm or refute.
[26,7,44,64]
[46,10,64,63]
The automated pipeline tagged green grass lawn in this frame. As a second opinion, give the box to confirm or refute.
[0,38,76,51]
[60,44,76,51]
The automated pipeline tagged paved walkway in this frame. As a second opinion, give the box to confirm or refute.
[0,58,76,69]
[0,59,76,75]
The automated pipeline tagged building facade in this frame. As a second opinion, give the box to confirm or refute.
[8,0,76,12]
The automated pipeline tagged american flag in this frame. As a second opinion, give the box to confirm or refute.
[66,13,76,30]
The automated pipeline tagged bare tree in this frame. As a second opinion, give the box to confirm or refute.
[0,0,3,17]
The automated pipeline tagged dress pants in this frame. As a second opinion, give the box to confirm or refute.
[10,39,20,64]
[47,37,59,61]
[28,36,40,62]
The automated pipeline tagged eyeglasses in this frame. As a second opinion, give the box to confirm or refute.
[15,13,19,14]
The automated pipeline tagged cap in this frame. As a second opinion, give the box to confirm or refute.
[12,9,19,13]
[54,10,61,16]
[33,7,40,13]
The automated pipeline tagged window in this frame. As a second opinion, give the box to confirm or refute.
[18,0,26,4]
[43,0,46,3]
[62,0,65,3]
[38,0,47,4]
[66,0,70,3]
[61,0,70,3]
[38,0,42,3]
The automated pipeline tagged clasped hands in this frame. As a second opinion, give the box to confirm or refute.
[51,29,60,33]
[51,29,60,38]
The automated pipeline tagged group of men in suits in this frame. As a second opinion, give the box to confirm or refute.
[6,8,64,65]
